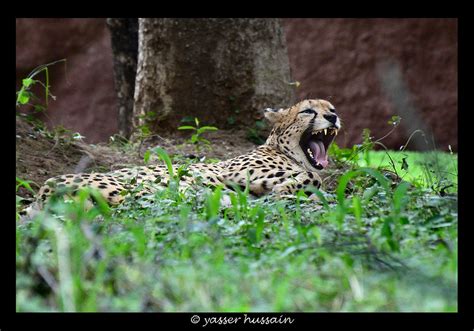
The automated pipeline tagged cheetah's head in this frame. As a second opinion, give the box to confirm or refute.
[264,99,341,171]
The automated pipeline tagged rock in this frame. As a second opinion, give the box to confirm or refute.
[282,18,457,151]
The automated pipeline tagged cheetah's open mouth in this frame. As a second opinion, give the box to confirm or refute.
[300,127,338,170]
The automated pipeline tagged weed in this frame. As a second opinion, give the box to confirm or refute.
[329,115,457,195]
[16,156,457,311]
[178,117,218,152]
[16,59,66,109]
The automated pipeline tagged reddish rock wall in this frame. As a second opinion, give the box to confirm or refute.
[282,18,457,151]
[16,18,118,143]
[16,18,457,150]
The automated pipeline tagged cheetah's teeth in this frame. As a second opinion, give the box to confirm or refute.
[324,129,327,135]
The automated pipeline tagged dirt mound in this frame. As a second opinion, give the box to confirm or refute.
[16,117,83,199]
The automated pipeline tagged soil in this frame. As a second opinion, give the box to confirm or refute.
[16,117,83,199]
[16,117,257,200]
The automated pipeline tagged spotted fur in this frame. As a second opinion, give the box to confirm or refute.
[37,99,341,205]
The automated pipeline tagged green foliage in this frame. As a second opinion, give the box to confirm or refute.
[16,59,66,110]
[16,177,38,221]
[329,118,457,195]
[36,125,87,144]
[135,111,160,141]
[16,177,36,194]
[356,150,457,194]
[178,117,219,152]
[16,60,67,131]
[17,152,457,311]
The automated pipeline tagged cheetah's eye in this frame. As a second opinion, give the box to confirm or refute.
[329,108,336,113]
[300,108,316,114]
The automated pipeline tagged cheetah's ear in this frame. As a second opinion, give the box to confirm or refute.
[263,107,289,124]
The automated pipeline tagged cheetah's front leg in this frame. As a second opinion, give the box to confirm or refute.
[271,172,322,197]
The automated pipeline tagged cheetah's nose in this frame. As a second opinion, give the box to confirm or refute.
[323,114,337,125]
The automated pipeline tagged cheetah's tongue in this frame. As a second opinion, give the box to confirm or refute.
[309,140,329,168]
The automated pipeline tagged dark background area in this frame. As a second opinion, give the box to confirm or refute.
[16,18,458,151]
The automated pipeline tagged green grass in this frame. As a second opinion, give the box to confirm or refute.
[358,150,457,189]
[16,149,458,312]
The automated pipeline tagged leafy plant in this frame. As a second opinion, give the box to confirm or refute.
[16,177,36,194]
[178,117,218,152]
[16,177,38,220]
[17,159,457,312]
[16,59,66,110]
[136,111,159,139]
[16,59,67,134]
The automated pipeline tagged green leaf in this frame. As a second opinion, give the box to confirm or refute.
[401,157,409,171]
[176,166,190,180]
[359,168,390,191]
[88,188,111,218]
[139,125,151,135]
[362,185,379,203]
[143,150,151,164]
[336,168,389,206]
[17,91,30,105]
[197,126,219,134]
[381,217,393,239]
[352,196,362,226]
[392,181,410,215]
[153,147,174,178]
[399,216,409,225]
[312,227,322,245]
[16,177,35,194]
[22,78,35,88]
[177,126,196,131]
[388,115,401,126]
[205,186,223,221]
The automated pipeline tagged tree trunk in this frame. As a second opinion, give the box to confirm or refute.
[106,18,138,139]
[133,18,295,136]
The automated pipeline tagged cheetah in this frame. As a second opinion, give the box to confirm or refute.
[36,99,341,206]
